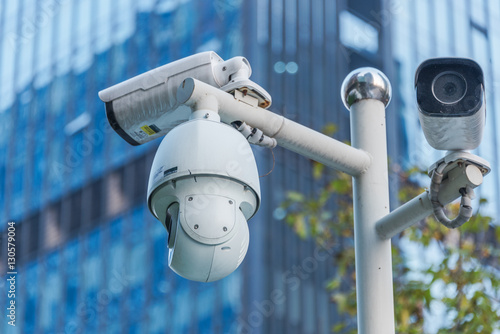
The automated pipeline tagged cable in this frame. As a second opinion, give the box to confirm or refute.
[259,149,275,178]
[231,121,277,149]
[429,162,474,228]
[231,121,276,177]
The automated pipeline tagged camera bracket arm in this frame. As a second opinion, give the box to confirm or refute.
[375,159,486,239]
[177,77,372,176]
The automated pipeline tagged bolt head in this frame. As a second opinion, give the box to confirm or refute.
[341,67,392,110]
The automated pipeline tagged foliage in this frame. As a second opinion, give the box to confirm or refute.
[281,158,500,333]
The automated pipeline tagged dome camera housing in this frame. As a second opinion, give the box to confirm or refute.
[147,113,260,282]
[415,58,485,151]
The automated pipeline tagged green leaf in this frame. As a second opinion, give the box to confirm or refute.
[286,191,305,203]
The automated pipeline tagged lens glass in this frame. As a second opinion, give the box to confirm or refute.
[432,71,467,104]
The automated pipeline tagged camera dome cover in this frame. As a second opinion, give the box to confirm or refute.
[147,117,260,282]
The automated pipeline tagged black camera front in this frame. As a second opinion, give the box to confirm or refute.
[415,58,484,117]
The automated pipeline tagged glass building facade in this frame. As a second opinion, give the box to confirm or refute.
[1,1,249,333]
[1,0,498,333]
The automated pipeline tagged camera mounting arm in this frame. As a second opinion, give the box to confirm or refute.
[176,77,372,176]
[375,158,487,239]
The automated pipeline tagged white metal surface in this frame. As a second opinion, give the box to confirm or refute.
[350,99,396,334]
[147,116,260,223]
[376,164,484,240]
[418,109,485,150]
[176,78,372,176]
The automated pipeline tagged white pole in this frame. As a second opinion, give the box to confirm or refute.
[342,68,395,333]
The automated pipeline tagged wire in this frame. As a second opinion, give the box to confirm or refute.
[429,162,474,228]
[259,149,275,178]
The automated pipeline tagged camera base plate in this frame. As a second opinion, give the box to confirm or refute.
[428,151,491,178]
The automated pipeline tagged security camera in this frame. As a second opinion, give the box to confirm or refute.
[98,51,271,146]
[415,57,485,151]
[147,110,260,282]
[98,52,271,282]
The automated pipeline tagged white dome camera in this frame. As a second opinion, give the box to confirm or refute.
[147,111,260,282]
[415,58,485,151]
[98,51,271,282]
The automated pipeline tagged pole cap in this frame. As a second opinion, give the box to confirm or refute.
[341,67,392,110]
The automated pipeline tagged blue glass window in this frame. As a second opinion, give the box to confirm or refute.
[69,132,86,190]
[434,0,451,54]
[39,251,61,333]
[31,86,48,211]
[23,262,39,333]
[197,287,214,334]
[55,0,73,76]
[148,300,167,333]
[80,229,102,332]
[470,0,486,25]
[256,0,269,44]
[222,271,242,333]
[452,0,470,55]
[73,0,93,74]
[271,0,284,54]
[152,232,168,298]
[0,1,19,111]
[113,0,135,45]
[339,11,379,54]
[128,286,145,323]
[153,8,176,65]
[48,75,69,201]
[134,12,153,74]
[11,166,25,219]
[0,163,5,223]
[92,51,111,178]
[94,0,114,54]
[172,279,191,333]
[64,240,81,329]
[128,208,149,321]
[15,0,35,92]
[105,218,126,326]
[33,0,54,89]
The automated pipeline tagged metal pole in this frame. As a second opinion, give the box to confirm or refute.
[342,68,395,333]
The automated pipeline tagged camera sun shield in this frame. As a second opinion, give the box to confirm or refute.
[415,58,485,151]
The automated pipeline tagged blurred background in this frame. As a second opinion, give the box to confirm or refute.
[0,0,499,333]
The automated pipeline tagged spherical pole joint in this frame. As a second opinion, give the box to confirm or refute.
[341,67,392,110]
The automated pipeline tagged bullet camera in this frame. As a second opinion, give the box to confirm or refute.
[98,51,271,146]
[147,111,260,282]
[415,58,485,151]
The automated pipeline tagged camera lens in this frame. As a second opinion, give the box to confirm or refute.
[432,71,467,105]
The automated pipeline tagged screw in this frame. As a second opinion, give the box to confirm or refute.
[222,66,227,71]
[223,227,227,232]
[188,197,193,201]
[194,224,199,229]
[205,113,210,118]
[229,200,233,205]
